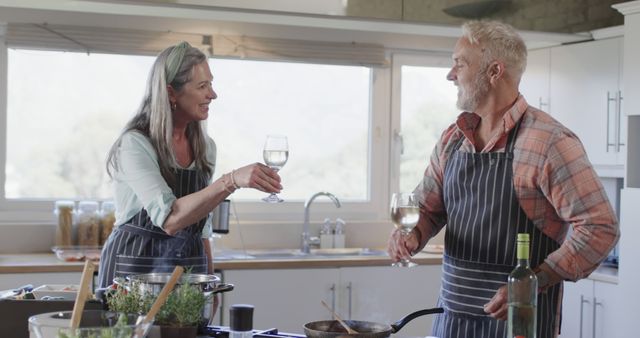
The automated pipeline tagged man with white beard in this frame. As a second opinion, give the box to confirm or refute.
[387,21,619,338]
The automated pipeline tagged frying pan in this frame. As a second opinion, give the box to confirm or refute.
[304,307,444,338]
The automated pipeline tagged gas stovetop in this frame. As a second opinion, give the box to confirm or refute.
[202,326,306,338]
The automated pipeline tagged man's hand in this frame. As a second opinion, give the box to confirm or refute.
[484,285,508,320]
[387,228,419,263]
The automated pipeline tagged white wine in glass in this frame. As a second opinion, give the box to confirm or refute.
[262,135,288,203]
[390,192,419,267]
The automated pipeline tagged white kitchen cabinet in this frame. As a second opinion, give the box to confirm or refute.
[340,265,441,337]
[222,268,339,333]
[221,265,442,337]
[549,37,626,171]
[560,279,617,338]
[520,48,551,111]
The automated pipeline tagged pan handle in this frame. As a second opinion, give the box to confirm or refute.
[390,308,444,333]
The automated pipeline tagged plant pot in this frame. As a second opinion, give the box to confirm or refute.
[160,325,198,338]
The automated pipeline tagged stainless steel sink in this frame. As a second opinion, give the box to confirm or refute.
[214,248,388,260]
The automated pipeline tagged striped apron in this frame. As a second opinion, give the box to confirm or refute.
[431,120,561,338]
[98,168,209,288]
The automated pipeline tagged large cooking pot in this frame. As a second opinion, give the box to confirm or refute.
[304,307,444,338]
[122,272,234,328]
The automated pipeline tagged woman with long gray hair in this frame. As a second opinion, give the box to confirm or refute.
[98,41,282,290]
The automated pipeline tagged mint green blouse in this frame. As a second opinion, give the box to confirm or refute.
[111,131,217,238]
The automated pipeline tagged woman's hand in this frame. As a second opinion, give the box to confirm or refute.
[233,163,282,193]
[387,228,419,263]
[484,285,508,320]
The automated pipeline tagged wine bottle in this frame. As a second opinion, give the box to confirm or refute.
[507,233,538,338]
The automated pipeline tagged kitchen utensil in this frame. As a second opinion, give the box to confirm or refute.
[137,265,184,326]
[304,307,444,338]
[320,300,358,334]
[70,260,94,329]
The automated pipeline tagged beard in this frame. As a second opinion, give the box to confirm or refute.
[456,70,491,112]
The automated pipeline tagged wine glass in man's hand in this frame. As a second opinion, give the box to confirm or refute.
[262,135,288,203]
[390,192,420,267]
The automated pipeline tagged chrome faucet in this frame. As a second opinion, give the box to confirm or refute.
[302,192,341,254]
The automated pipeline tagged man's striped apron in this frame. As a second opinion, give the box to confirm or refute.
[431,120,561,338]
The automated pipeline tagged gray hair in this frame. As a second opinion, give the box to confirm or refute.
[461,21,527,83]
[106,42,212,188]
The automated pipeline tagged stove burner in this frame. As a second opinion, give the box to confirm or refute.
[204,326,306,338]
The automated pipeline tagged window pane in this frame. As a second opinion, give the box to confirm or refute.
[399,66,458,192]
[208,59,371,201]
[5,51,371,202]
[6,49,153,199]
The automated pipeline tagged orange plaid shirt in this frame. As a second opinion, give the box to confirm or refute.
[414,95,620,281]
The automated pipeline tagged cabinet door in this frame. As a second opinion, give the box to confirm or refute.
[340,265,442,338]
[560,279,594,338]
[520,48,551,111]
[222,269,339,333]
[550,38,622,168]
[593,281,617,338]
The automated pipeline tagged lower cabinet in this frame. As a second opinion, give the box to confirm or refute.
[560,278,617,338]
[221,265,442,337]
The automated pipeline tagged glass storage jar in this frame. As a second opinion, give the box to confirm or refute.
[53,200,75,246]
[77,201,100,246]
[100,201,116,245]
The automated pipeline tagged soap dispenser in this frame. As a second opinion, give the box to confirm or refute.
[334,218,346,249]
[320,218,333,249]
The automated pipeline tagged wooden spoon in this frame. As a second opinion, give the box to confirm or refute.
[139,265,184,325]
[70,260,95,329]
[321,300,359,334]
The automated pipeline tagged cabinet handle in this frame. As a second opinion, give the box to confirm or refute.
[330,283,336,315]
[580,295,591,338]
[606,92,617,152]
[346,282,353,320]
[593,297,603,338]
[538,97,549,110]
[616,91,625,152]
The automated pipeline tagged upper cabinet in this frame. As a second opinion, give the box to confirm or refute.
[520,37,625,177]
[550,37,625,173]
[520,48,551,111]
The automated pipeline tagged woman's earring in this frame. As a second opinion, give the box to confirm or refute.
[171,102,177,110]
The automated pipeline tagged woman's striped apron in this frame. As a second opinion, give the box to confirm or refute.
[98,168,209,288]
[431,120,561,338]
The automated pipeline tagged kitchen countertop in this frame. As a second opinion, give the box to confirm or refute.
[0,251,444,274]
[0,251,618,284]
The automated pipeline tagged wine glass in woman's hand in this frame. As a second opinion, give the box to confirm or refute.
[390,192,420,267]
[262,135,288,203]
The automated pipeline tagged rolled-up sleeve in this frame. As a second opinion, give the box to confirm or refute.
[539,130,620,281]
[115,132,176,229]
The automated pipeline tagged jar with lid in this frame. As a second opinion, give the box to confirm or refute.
[77,201,100,246]
[53,200,75,246]
[99,201,116,245]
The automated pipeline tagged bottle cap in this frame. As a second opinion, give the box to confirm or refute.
[517,233,530,242]
[230,304,254,331]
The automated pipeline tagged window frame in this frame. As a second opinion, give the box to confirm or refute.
[0,40,394,225]
[389,52,455,194]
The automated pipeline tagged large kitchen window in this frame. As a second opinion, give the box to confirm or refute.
[1,48,376,221]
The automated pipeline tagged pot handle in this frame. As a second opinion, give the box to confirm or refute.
[390,308,444,333]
